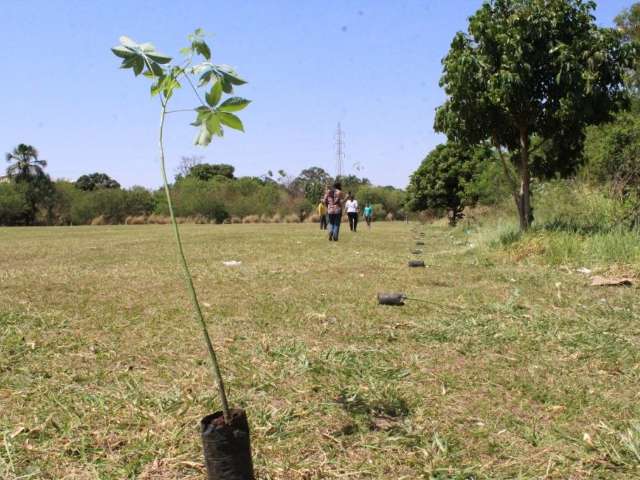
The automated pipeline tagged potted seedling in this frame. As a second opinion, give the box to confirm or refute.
[111,30,254,479]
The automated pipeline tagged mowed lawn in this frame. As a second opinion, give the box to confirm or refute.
[1,222,639,479]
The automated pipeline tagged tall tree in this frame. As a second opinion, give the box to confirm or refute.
[5,144,53,224]
[5,144,47,182]
[435,0,635,230]
[408,143,489,226]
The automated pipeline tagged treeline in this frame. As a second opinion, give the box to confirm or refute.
[0,154,407,226]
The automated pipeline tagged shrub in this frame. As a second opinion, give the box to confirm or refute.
[284,214,300,223]
[230,216,242,224]
[242,215,259,224]
[271,213,282,223]
[0,183,30,225]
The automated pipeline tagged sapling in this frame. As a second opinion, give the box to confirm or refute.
[111,30,250,424]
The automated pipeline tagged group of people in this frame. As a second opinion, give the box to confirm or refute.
[316,181,373,241]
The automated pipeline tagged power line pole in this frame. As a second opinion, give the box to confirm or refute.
[335,122,345,179]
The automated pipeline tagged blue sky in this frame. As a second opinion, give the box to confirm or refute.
[2,0,632,189]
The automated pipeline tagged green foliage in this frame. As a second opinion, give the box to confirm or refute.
[335,174,370,196]
[0,183,29,225]
[584,111,640,187]
[534,180,626,234]
[434,0,636,229]
[75,172,121,191]
[5,144,47,181]
[408,143,490,225]
[468,156,512,205]
[356,186,406,215]
[290,167,333,204]
[111,31,250,146]
[155,177,228,223]
[615,2,640,92]
[185,163,235,181]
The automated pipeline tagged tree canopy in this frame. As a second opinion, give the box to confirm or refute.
[435,0,636,230]
[408,143,491,225]
[75,173,121,191]
[186,163,235,181]
[5,144,47,182]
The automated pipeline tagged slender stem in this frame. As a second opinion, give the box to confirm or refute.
[165,108,197,114]
[184,73,207,107]
[158,99,231,423]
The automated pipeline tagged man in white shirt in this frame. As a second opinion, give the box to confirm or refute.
[345,193,359,232]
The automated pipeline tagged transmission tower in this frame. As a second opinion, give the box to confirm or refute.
[335,122,345,178]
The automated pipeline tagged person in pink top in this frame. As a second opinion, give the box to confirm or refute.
[323,181,344,241]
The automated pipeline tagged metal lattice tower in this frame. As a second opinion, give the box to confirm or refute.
[335,122,345,179]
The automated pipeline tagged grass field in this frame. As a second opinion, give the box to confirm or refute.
[1,222,639,479]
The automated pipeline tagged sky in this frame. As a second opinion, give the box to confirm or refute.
[2,0,632,189]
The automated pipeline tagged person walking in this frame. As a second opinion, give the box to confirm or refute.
[317,198,328,230]
[345,193,359,232]
[323,181,344,241]
[363,203,373,229]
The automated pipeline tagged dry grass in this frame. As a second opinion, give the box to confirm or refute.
[1,222,639,479]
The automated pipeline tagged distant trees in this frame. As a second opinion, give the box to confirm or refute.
[186,163,235,181]
[75,173,121,191]
[435,0,635,230]
[408,143,491,225]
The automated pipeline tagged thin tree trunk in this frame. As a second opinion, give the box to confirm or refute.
[518,128,531,231]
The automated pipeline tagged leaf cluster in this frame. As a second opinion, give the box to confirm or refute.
[111,30,250,146]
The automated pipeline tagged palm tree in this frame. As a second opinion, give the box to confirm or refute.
[5,144,47,181]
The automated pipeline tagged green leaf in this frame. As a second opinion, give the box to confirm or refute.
[221,76,233,94]
[193,40,211,60]
[147,52,172,64]
[218,97,251,112]
[133,57,145,76]
[195,125,213,146]
[111,45,134,59]
[218,112,244,132]
[205,81,223,107]
[206,113,221,136]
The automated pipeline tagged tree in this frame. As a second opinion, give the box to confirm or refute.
[408,143,490,225]
[75,172,121,191]
[615,2,640,92]
[5,144,47,182]
[187,163,235,181]
[5,144,54,224]
[435,0,635,230]
[291,167,333,202]
[335,174,370,196]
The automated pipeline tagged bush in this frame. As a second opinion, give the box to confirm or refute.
[155,177,229,223]
[534,180,621,234]
[0,183,30,225]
